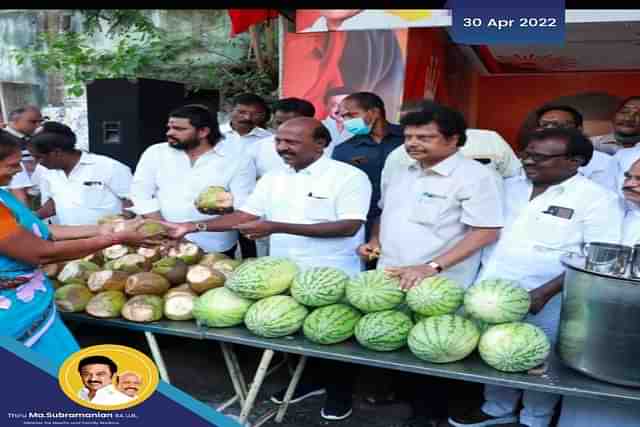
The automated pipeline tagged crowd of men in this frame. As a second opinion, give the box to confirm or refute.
[2,91,640,427]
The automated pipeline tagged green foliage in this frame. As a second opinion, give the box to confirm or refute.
[11,10,278,99]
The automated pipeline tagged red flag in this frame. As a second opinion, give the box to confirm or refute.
[228,9,279,37]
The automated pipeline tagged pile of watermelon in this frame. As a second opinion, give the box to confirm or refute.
[54,241,551,373]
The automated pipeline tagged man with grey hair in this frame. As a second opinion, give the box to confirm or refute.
[2,106,45,204]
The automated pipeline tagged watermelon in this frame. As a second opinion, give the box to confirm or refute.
[464,279,531,324]
[291,267,349,307]
[408,314,480,363]
[406,277,464,317]
[479,322,551,372]
[303,304,362,344]
[354,310,413,351]
[225,257,298,300]
[244,295,308,338]
[346,270,404,313]
[193,287,253,328]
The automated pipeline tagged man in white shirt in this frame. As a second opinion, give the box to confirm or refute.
[556,159,640,427]
[2,106,44,204]
[77,356,132,406]
[29,122,132,226]
[219,93,272,258]
[381,100,521,198]
[252,98,316,179]
[450,128,623,427]
[164,117,371,421]
[130,104,256,257]
[358,106,503,427]
[592,96,640,155]
[534,105,618,192]
[321,87,354,154]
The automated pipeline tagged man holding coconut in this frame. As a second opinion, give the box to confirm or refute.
[129,105,256,257]
[163,117,372,421]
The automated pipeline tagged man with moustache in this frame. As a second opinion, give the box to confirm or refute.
[129,105,256,257]
[534,105,618,192]
[163,117,371,421]
[593,96,640,155]
[77,356,132,405]
[219,93,272,258]
[555,159,640,427]
[116,371,143,399]
[450,128,622,427]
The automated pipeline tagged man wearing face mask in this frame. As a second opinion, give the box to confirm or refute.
[321,86,354,154]
[332,92,404,246]
[592,96,640,155]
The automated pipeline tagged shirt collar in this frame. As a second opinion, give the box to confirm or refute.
[352,123,403,145]
[78,151,95,165]
[286,155,329,176]
[221,122,271,138]
[4,127,26,139]
[78,384,117,401]
[408,151,463,177]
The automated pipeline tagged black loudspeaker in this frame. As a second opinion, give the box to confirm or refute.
[87,78,186,171]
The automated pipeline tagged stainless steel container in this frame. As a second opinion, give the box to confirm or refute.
[559,254,640,387]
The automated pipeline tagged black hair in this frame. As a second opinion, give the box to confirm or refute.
[400,106,468,146]
[344,92,387,119]
[523,127,594,166]
[30,121,77,154]
[232,93,269,111]
[400,98,442,114]
[169,104,222,146]
[617,96,640,111]
[273,98,316,118]
[312,123,332,148]
[231,93,270,127]
[78,355,118,375]
[535,105,584,128]
[0,130,22,160]
[323,86,357,105]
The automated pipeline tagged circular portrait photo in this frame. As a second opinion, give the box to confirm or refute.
[58,344,159,411]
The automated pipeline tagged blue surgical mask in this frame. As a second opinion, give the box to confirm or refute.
[343,117,372,136]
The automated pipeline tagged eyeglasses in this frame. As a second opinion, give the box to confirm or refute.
[537,120,576,129]
[520,151,568,163]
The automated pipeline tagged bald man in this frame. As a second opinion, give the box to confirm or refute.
[116,371,143,398]
[163,117,372,420]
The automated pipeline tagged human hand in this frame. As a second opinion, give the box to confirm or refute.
[159,221,195,241]
[528,287,552,315]
[233,220,276,240]
[357,242,381,261]
[384,264,439,291]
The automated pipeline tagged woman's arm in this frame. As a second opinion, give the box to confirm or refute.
[0,228,144,266]
[48,224,101,240]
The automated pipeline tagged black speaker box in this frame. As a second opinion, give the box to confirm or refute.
[87,78,186,171]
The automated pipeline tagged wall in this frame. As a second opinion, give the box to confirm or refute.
[475,72,640,147]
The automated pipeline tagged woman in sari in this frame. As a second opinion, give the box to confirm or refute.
[0,130,149,369]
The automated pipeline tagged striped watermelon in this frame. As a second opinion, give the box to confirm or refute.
[244,295,308,338]
[406,277,464,317]
[193,287,253,328]
[303,304,362,344]
[291,267,349,307]
[408,314,480,363]
[355,310,413,351]
[479,322,550,372]
[346,270,404,313]
[464,279,531,324]
[225,257,298,300]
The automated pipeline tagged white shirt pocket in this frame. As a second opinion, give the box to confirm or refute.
[408,191,449,225]
[532,212,574,248]
[305,195,336,222]
[79,182,118,209]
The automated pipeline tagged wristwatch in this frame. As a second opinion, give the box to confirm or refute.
[426,261,443,273]
[194,222,208,232]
